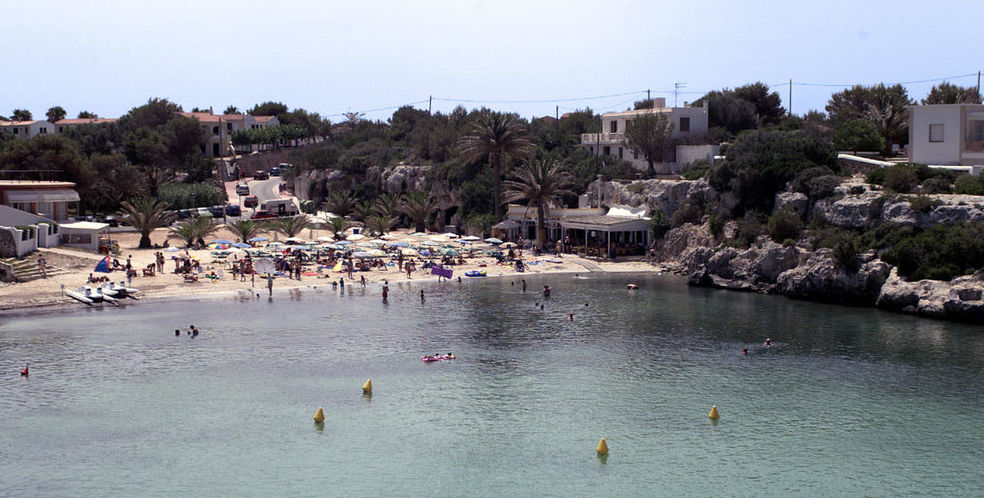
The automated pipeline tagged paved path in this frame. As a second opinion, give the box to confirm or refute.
[40,246,105,261]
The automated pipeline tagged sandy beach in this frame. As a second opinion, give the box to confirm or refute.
[0,226,667,313]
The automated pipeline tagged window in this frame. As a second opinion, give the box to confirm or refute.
[603,146,611,155]
[13,128,18,135]
[39,127,47,134]
[929,123,944,142]
[633,150,639,160]
[610,121,617,133]
[618,147,624,159]
[679,117,690,132]
[212,126,220,135]
[227,123,233,131]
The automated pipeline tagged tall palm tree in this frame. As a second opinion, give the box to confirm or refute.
[168,216,221,248]
[322,190,355,218]
[226,219,264,243]
[353,200,375,222]
[268,215,311,239]
[503,159,576,249]
[365,215,397,236]
[467,213,496,239]
[118,198,173,248]
[458,111,533,220]
[399,191,438,233]
[373,193,402,219]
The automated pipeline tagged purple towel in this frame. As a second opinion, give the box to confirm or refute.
[431,266,453,279]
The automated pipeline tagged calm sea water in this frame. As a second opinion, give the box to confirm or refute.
[0,274,981,498]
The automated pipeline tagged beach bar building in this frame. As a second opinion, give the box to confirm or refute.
[559,206,651,258]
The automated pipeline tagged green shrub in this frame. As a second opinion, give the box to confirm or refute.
[865,167,887,185]
[849,185,866,195]
[681,159,711,180]
[880,223,984,281]
[767,208,804,242]
[734,211,764,247]
[833,119,884,153]
[669,200,704,227]
[859,222,917,251]
[807,175,843,200]
[830,231,859,270]
[649,208,672,239]
[883,167,919,193]
[791,166,835,194]
[954,174,984,195]
[707,209,730,238]
[627,182,646,194]
[905,195,942,213]
[158,182,224,209]
[921,177,953,194]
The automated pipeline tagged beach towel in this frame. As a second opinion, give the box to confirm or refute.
[332,261,343,272]
[431,266,453,279]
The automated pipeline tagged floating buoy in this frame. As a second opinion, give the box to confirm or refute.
[20,364,29,376]
[362,379,372,394]
[708,405,720,420]
[314,407,325,423]
[596,437,609,455]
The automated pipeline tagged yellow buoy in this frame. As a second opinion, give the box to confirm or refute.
[708,405,720,420]
[362,379,373,394]
[596,437,609,455]
[314,407,325,423]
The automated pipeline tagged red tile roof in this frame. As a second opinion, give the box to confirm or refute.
[55,118,117,125]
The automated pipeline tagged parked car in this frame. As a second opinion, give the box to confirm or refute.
[197,207,214,217]
[250,210,277,220]
[243,195,259,208]
[270,163,290,176]
[224,205,242,217]
[235,183,250,196]
[253,170,269,180]
[103,214,119,227]
[206,205,226,217]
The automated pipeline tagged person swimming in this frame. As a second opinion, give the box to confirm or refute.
[569,313,574,322]
[742,347,748,355]
[175,329,181,337]
[765,338,772,347]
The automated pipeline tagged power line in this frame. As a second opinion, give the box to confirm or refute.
[433,90,646,105]
[793,73,977,88]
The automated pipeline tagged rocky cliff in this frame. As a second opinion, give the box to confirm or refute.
[876,269,984,321]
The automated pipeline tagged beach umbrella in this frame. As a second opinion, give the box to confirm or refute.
[212,239,234,245]
[369,238,387,244]
[456,240,471,245]
[501,242,517,248]
[164,247,181,253]
[336,240,353,245]
[351,251,372,258]
[208,243,230,250]
[399,248,418,256]
[440,248,460,256]
[368,249,387,257]
[380,234,397,240]
[233,242,252,248]
[410,232,429,237]
[461,236,481,241]
[419,240,439,246]
[441,233,460,239]
[316,236,335,242]
[248,236,269,242]
[484,238,504,244]
[347,233,366,241]
[419,249,431,256]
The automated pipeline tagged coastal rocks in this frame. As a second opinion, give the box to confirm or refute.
[810,188,984,229]
[657,223,713,261]
[775,192,809,218]
[592,179,729,215]
[683,241,803,293]
[776,250,891,305]
[876,269,984,321]
[810,189,882,228]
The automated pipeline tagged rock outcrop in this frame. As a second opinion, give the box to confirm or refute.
[657,223,713,262]
[811,186,984,229]
[776,250,892,305]
[591,179,734,214]
[366,164,431,195]
[682,241,804,293]
[876,269,984,321]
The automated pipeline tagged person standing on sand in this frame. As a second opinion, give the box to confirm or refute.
[267,276,274,297]
[38,254,47,278]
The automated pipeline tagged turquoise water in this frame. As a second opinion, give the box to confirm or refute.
[1,274,982,497]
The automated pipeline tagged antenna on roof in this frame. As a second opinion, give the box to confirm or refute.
[674,83,687,107]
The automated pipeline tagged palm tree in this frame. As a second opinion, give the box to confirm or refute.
[268,215,311,239]
[399,191,438,233]
[323,190,355,218]
[353,200,374,222]
[458,111,533,220]
[327,215,352,240]
[226,219,264,243]
[373,193,402,219]
[467,213,496,239]
[118,198,173,248]
[503,159,576,249]
[168,216,220,248]
[365,215,397,236]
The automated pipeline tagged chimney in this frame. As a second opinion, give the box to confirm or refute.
[654,97,666,108]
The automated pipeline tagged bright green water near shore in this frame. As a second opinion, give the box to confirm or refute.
[1,274,982,497]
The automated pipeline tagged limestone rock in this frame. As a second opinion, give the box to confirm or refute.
[877,269,984,321]
[776,250,891,305]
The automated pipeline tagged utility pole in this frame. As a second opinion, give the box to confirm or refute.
[647,88,651,102]
[674,83,686,107]
[428,95,432,115]
[555,105,559,130]
[978,71,981,102]
[789,79,793,116]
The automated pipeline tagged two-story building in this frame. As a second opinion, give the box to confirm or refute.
[908,103,984,174]
[580,97,714,174]
[0,120,56,139]
[179,112,281,157]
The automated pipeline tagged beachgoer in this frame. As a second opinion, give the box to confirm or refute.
[765,338,772,347]
[268,276,274,296]
[175,329,181,337]
[420,290,425,302]
[540,304,544,310]
[191,325,199,337]
[361,275,366,287]
[38,254,47,277]
[742,347,748,356]
[339,277,344,289]
[542,285,551,298]
[457,276,462,283]
[522,279,526,292]
[569,313,574,322]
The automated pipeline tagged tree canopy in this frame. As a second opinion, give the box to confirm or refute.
[922,81,981,105]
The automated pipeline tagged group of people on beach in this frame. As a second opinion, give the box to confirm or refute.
[175,325,200,337]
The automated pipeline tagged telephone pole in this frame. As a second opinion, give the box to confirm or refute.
[673,83,686,107]
[977,71,981,102]
[647,88,651,102]
[428,95,432,115]
[788,79,793,116]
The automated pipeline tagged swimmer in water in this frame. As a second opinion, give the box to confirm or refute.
[175,329,181,337]
[764,338,772,347]
[569,313,574,322]
[742,347,748,355]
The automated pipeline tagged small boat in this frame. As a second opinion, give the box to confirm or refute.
[421,354,456,362]
[108,281,140,299]
[93,287,119,305]
[465,270,486,277]
[66,286,95,305]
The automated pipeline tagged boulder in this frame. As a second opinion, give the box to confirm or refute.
[776,250,891,305]
[876,269,984,321]
[657,223,713,262]
[774,191,808,217]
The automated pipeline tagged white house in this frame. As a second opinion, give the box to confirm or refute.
[55,117,117,133]
[0,120,56,139]
[179,112,281,157]
[908,103,984,173]
[580,97,714,173]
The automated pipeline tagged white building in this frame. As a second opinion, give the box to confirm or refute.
[179,112,281,157]
[580,97,713,173]
[55,117,117,133]
[908,103,984,172]
[0,120,55,139]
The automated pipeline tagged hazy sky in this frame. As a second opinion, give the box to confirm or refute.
[2,0,980,122]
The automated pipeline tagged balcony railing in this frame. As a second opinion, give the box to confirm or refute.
[580,132,625,144]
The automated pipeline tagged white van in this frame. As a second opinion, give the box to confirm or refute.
[260,199,299,217]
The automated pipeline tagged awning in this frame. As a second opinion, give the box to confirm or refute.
[494,219,522,229]
[5,188,80,204]
[60,221,109,231]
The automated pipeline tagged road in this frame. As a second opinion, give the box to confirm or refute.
[223,176,294,221]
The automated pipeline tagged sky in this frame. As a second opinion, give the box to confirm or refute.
[2,0,981,122]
